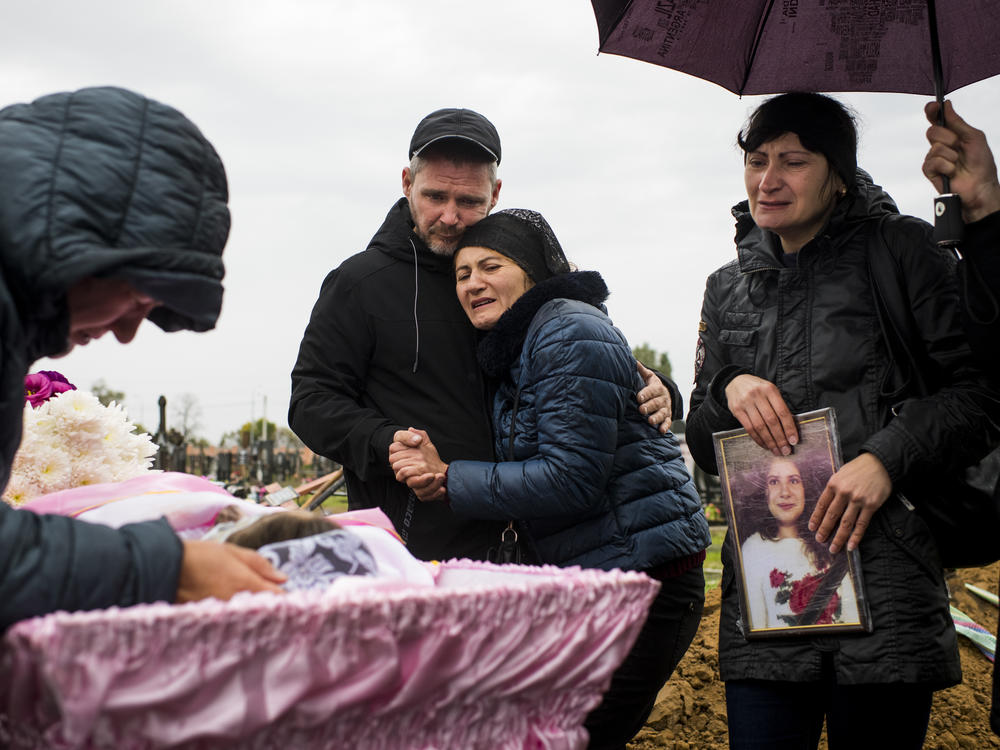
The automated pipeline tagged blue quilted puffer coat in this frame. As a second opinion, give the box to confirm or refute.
[447,271,710,570]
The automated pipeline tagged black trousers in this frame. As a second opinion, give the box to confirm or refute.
[726,667,933,749]
[583,564,705,750]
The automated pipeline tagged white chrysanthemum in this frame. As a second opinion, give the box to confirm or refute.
[70,455,115,488]
[30,444,73,486]
[2,475,39,507]
[1,387,159,506]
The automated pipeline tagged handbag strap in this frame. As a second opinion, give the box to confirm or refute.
[866,214,937,400]
[868,217,1000,491]
[493,385,522,550]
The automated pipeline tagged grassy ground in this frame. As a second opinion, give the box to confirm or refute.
[705,524,726,589]
[296,493,348,514]
[321,494,349,513]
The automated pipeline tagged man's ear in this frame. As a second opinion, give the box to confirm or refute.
[402,167,413,198]
[490,177,502,209]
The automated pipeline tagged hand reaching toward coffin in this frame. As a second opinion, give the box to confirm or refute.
[176,540,286,603]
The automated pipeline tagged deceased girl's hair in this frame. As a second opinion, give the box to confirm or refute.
[227,510,339,550]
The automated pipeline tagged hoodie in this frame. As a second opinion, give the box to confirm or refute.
[289,198,505,561]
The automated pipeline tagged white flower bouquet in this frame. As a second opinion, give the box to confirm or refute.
[2,372,157,506]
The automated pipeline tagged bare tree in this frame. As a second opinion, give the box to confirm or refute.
[171,393,204,442]
[276,426,304,451]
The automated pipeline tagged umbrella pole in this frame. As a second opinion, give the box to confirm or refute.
[927,0,964,247]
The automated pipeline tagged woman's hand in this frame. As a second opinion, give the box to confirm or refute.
[636,361,672,433]
[389,428,448,501]
[923,100,1000,223]
[724,374,799,456]
[808,453,892,553]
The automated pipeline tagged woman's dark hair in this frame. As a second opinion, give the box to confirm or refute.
[227,511,338,550]
[750,454,832,570]
[737,91,859,195]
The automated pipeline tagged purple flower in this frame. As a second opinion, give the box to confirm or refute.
[24,373,54,407]
[50,381,76,395]
[23,371,76,407]
[37,370,75,388]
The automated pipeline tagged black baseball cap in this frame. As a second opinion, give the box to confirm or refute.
[408,108,501,165]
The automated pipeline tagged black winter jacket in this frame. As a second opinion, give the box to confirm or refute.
[448,271,709,570]
[289,199,505,561]
[956,210,1000,734]
[0,87,231,630]
[687,171,1000,687]
[958,211,1000,373]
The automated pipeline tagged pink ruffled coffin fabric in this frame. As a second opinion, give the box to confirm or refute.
[0,561,658,749]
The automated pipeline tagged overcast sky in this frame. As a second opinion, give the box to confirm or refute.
[6,1,999,442]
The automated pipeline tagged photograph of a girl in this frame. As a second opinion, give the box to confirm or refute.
[739,454,861,632]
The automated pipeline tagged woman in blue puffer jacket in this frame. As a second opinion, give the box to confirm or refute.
[389,208,710,750]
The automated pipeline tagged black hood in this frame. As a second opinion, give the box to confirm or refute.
[364,198,459,373]
[367,197,455,274]
[477,270,609,377]
[0,86,230,359]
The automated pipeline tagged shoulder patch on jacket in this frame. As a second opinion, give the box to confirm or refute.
[694,335,706,383]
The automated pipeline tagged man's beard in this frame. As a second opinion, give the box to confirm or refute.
[417,228,460,257]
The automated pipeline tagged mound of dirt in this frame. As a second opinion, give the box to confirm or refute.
[628,563,1000,750]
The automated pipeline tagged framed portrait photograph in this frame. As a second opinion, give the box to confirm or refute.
[713,408,871,638]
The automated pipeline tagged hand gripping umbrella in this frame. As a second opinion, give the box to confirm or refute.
[590,0,1000,245]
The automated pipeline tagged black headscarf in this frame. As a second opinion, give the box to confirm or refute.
[457,209,569,282]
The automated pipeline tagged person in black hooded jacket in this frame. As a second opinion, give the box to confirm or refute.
[922,100,1000,737]
[0,87,285,632]
[687,92,1000,750]
[289,109,678,561]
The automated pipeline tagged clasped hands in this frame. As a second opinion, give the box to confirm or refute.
[388,366,675,502]
[390,428,448,501]
[725,374,892,553]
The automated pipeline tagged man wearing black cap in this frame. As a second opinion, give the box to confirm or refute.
[289,108,506,560]
[289,109,675,561]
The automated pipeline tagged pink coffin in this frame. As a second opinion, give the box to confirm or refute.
[1,561,658,749]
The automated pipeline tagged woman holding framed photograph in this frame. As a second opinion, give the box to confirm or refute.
[686,92,1000,749]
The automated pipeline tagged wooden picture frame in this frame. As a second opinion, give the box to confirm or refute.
[713,408,871,638]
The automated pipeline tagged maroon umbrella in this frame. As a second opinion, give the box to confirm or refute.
[590,0,1000,98]
[590,0,1000,243]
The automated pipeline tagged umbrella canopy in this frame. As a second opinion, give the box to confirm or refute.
[591,0,1000,98]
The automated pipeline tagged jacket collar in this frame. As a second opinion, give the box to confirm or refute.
[477,271,609,377]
